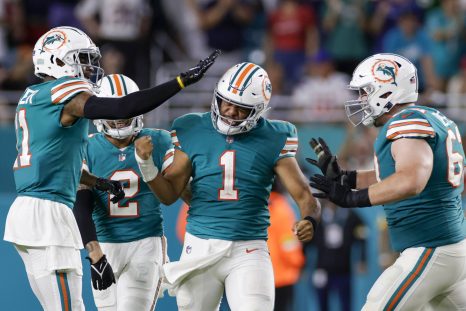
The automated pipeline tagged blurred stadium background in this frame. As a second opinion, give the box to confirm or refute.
[0,0,465,310]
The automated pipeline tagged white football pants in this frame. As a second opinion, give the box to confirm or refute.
[15,244,85,311]
[362,238,466,311]
[175,233,275,311]
[92,236,168,311]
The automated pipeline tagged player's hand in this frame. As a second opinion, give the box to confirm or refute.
[293,219,314,242]
[306,137,356,188]
[95,178,125,204]
[178,49,221,87]
[87,255,116,291]
[306,137,342,179]
[310,174,371,208]
[134,136,153,160]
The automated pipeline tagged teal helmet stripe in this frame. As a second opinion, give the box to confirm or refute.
[119,74,128,95]
[106,75,116,95]
[239,66,260,96]
[228,62,248,91]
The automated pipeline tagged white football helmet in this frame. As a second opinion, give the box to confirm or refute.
[212,62,272,135]
[345,53,418,127]
[32,26,104,85]
[93,74,143,139]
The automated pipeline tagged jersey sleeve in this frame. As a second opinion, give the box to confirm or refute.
[51,77,94,105]
[150,129,175,175]
[386,110,435,141]
[277,122,299,160]
[170,116,187,150]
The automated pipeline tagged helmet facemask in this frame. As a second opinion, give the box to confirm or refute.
[71,49,104,86]
[95,117,143,140]
[93,74,143,139]
[210,62,272,135]
[344,53,418,127]
[211,89,268,135]
[33,27,104,87]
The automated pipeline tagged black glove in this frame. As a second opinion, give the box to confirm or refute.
[306,137,357,188]
[178,49,221,87]
[95,178,125,204]
[87,255,116,291]
[310,174,371,208]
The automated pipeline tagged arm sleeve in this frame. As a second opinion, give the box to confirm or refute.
[83,79,181,120]
[72,189,97,246]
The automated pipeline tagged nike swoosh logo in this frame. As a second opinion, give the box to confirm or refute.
[246,248,259,254]
[359,74,366,78]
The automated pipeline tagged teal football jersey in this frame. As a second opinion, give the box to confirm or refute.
[171,112,299,241]
[13,77,94,207]
[85,128,174,243]
[375,105,466,251]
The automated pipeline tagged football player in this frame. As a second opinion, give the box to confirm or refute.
[73,74,173,310]
[309,53,466,310]
[3,25,218,310]
[134,62,321,311]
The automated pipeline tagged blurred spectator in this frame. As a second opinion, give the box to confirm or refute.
[266,0,319,93]
[306,202,367,311]
[75,0,153,87]
[267,187,305,311]
[291,50,349,122]
[368,0,422,52]
[321,0,369,75]
[0,44,34,90]
[425,0,466,90]
[186,0,256,64]
[100,45,125,76]
[47,0,81,28]
[265,60,284,95]
[382,6,440,92]
[446,55,466,120]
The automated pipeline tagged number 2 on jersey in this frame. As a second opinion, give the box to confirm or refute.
[219,150,239,200]
[446,126,464,187]
[13,109,31,169]
[109,170,140,217]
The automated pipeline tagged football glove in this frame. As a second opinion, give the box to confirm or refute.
[87,255,116,291]
[178,49,221,88]
[306,137,357,188]
[94,178,125,203]
[310,174,371,208]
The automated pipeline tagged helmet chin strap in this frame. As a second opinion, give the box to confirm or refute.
[216,118,246,135]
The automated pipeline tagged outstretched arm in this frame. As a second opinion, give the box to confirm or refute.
[61,50,221,126]
[275,157,321,242]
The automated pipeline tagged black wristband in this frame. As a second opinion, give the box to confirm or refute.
[304,216,318,231]
[349,188,372,207]
[84,79,181,120]
[343,170,357,189]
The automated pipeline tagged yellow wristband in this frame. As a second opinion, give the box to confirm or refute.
[176,76,185,89]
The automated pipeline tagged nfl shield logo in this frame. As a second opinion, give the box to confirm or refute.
[119,153,126,162]
[226,136,234,144]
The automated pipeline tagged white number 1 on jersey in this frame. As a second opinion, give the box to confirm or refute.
[13,109,31,169]
[219,150,239,200]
